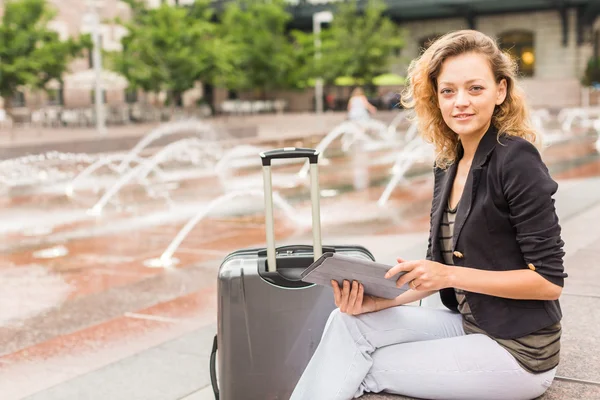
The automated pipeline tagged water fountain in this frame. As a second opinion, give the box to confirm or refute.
[65,154,166,198]
[386,110,409,136]
[354,118,391,142]
[116,119,224,173]
[89,138,221,216]
[214,145,266,175]
[377,136,433,207]
[558,108,598,133]
[144,189,308,268]
[297,121,375,179]
[0,151,96,190]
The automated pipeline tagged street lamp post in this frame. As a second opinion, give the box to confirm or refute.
[84,0,106,135]
[313,11,333,115]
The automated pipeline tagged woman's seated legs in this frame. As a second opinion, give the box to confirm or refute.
[290,305,465,400]
[358,333,556,400]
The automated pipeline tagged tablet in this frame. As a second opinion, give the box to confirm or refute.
[300,252,410,299]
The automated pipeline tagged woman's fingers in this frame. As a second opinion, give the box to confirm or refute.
[385,260,418,279]
[409,278,422,290]
[353,283,364,315]
[396,269,420,288]
[331,280,341,307]
[337,280,365,315]
[348,281,359,313]
[339,280,351,313]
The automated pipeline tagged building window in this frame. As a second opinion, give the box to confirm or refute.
[498,31,535,77]
[418,33,443,51]
[47,88,64,106]
[10,91,26,108]
[125,88,138,104]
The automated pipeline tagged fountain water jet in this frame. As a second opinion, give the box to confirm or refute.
[297,121,374,179]
[144,189,308,268]
[116,119,224,173]
[66,154,165,198]
[377,137,433,207]
[89,138,221,215]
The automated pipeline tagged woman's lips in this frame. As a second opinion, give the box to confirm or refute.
[453,113,474,121]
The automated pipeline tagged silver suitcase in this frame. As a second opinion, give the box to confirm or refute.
[210,148,375,400]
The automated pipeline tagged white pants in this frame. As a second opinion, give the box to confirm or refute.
[290,305,556,400]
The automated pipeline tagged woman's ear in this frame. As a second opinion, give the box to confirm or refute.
[496,79,507,105]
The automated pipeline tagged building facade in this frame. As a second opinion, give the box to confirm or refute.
[287,0,600,109]
[397,9,597,108]
[1,0,600,113]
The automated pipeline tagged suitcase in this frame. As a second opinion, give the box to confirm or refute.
[209,148,375,400]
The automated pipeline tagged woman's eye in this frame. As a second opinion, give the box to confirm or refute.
[471,86,483,92]
[440,89,453,94]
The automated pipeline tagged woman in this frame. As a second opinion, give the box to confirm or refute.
[347,87,377,121]
[291,30,567,400]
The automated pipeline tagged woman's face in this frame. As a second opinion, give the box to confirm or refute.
[437,52,507,141]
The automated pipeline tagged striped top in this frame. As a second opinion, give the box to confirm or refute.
[440,203,561,373]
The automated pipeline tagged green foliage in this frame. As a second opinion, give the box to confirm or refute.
[220,0,298,95]
[582,56,600,86]
[0,0,88,106]
[293,0,404,88]
[110,0,233,105]
[119,0,146,14]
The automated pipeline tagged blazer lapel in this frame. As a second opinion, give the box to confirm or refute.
[452,166,482,251]
[430,162,457,260]
[452,125,499,250]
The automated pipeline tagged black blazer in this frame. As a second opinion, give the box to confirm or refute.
[426,125,567,339]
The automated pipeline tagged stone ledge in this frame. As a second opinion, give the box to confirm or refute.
[358,378,600,400]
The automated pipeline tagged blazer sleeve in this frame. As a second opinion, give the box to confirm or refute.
[501,138,567,287]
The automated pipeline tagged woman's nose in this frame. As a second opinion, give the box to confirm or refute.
[455,90,470,107]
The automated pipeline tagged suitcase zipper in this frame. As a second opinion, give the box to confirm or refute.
[221,245,374,266]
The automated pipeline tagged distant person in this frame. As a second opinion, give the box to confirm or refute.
[292,30,566,400]
[325,93,336,111]
[347,87,376,121]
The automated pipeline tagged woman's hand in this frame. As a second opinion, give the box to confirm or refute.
[385,257,451,291]
[332,280,381,315]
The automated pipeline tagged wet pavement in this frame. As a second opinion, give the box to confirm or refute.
[0,121,599,400]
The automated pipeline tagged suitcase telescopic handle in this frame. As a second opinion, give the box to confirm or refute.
[260,147,319,166]
[260,147,322,272]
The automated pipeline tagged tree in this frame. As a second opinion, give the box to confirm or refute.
[0,0,88,115]
[110,0,233,111]
[220,0,299,97]
[294,0,404,91]
[582,56,600,87]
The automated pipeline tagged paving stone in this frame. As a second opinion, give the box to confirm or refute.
[0,264,215,357]
[554,177,600,222]
[179,385,214,400]
[359,393,415,400]
[538,379,600,400]
[563,247,600,297]
[556,294,600,383]
[23,345,207,400]
[358,379,600,400]
[158,323,216,359]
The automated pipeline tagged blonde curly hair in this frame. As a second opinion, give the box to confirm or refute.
[401,30,537,169]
